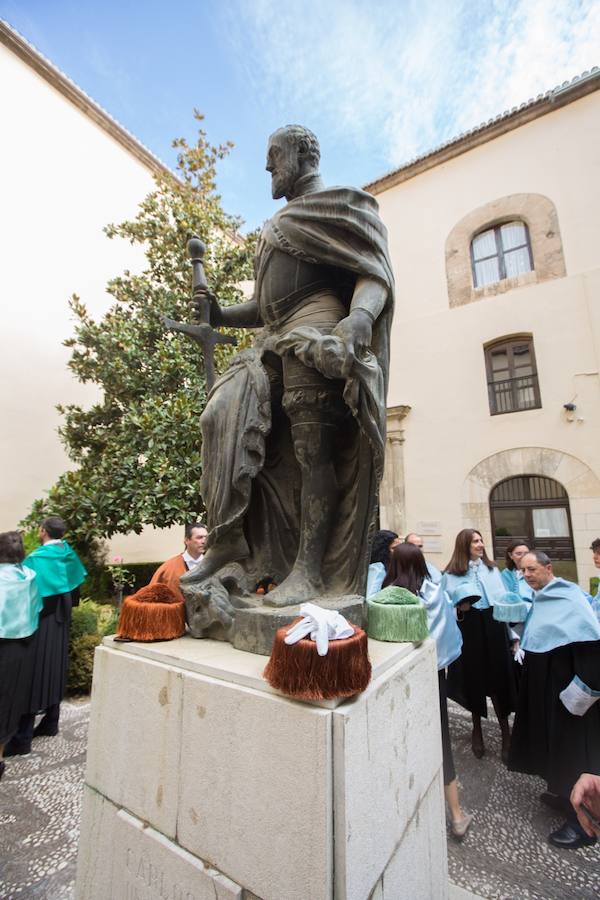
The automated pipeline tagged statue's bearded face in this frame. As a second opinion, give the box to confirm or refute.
[266,135,301,200]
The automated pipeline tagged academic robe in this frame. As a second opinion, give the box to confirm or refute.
[0,564,43,742]
[22,542,86,713]
[509,578,600,799]
[149,554,188,603]
[444,563,517,718]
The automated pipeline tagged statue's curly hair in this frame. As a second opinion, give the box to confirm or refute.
[270,124,320,167]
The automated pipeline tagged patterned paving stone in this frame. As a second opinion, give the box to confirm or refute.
[0,701,89,900]
[447,701,600,900]
[1,697,599,899]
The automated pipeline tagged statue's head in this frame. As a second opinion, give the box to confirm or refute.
[266,125,320,200]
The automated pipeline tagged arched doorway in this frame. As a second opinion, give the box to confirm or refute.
[490,475,575,568]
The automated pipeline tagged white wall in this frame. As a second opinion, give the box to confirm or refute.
[0,43,182,562]
[376,90,600,587]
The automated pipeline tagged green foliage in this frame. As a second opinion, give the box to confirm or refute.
[70,601,100,641]
[591,576,599,596]
[68,599,120,694]
[21,113,256,555]
[21,528,40,556]
[81,561,162,601]
[68,633,101,696]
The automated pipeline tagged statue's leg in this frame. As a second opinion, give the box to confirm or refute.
[182,350,277,587]
[265,355,345,607]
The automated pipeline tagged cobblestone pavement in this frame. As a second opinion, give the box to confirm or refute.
[1,698,599,899]
[447,701,600,900]
[0,701,89,899]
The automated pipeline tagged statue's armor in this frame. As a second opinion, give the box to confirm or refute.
[256,242,348,333]
[254,241,349,423]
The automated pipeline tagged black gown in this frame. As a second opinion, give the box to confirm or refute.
[508,640,600,799]
[0,634,37,743]
[24,588,79,714]
[447,606,518,719]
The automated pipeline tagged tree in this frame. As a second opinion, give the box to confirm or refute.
[22,113,255,560]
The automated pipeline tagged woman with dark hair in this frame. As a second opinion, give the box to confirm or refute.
[384,542,472,839]
[366,529,399,597]
[0,531,43,779]
[501,540,534,600]
[444,529,517,763]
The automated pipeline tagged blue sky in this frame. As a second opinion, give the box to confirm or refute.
[2,1,599,230]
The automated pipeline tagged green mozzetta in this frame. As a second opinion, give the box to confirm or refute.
[367,586,429,643]
[25,542,87,598]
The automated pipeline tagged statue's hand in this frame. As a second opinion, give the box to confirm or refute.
[332,309,373,375]
[189,289,224,326]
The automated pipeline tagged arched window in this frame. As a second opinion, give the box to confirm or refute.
[471,221,533,288]
[484,335,541,415]
[490,475,574,566]
[445,194,566,307]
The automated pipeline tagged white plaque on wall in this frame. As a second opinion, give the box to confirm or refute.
[416,521,442,535]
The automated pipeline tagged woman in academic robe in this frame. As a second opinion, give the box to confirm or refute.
[508,549,600,849]
[501,540,534,601]
[383,542,472,839]
[5,516,86,755]
[0,531,43,779]
[444,528,517,763]
[366,529,399,597]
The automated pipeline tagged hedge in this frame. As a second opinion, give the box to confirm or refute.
[68,600,119,695]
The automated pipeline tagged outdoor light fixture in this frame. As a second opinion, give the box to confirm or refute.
[563,402,576,411]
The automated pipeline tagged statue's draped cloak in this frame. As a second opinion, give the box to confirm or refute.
[200,187,395,595]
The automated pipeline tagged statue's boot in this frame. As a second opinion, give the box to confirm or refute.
[264,568,325,607]
[180,534,248,586]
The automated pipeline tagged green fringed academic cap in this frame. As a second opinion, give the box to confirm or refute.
[24,541,87,598]
[492,591,531,623]
[450,583,482,607]
[367,586,429,643]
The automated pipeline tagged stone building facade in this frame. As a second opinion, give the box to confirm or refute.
[372,70,600,589]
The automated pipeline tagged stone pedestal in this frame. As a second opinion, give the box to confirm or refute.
[75,634,448,900]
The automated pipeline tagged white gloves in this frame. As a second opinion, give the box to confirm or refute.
[560,676,600,716]
[284,603,354,656]
[514,646,525,665]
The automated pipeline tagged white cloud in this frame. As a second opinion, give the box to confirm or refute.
[221,0,599,171]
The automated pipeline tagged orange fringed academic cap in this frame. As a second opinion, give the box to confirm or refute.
[263,618,371,701]
[116,583,186,642]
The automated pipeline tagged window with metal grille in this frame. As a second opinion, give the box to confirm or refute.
[490,475,574,563]
[471,221,533,288]
[484,336,541,415]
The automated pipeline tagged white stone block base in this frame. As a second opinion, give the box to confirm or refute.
[76,635,447,900]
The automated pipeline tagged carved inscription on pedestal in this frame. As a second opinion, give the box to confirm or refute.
[124,847,200,900]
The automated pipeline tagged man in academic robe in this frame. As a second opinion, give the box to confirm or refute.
[405,532,442,583]
[180,125,394,607]
[149,522,207,602]
[508,550,600,849]
[5,516,86,755]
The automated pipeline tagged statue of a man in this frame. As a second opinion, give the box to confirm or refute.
[182,125,394,606]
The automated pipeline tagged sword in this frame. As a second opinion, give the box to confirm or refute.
[162,236,237,392]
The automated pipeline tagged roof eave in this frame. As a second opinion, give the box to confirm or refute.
[365,67,600,195]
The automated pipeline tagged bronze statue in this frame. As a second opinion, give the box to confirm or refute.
[180,125,394,618]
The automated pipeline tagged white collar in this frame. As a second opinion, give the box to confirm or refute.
[44,539,64,546]
[182,549,203,568]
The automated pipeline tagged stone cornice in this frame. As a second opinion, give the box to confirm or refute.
[365,68,600,196]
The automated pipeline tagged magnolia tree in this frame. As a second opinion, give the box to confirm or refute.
[23,114,255,561]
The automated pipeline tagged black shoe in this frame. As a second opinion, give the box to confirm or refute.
[548,821,597,849]
[0,760,5,781]
[3,738,31,757]
[33,720,59,738]
[540,792,571,814]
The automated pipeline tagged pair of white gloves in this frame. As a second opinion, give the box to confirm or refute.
[284,603,354,656]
